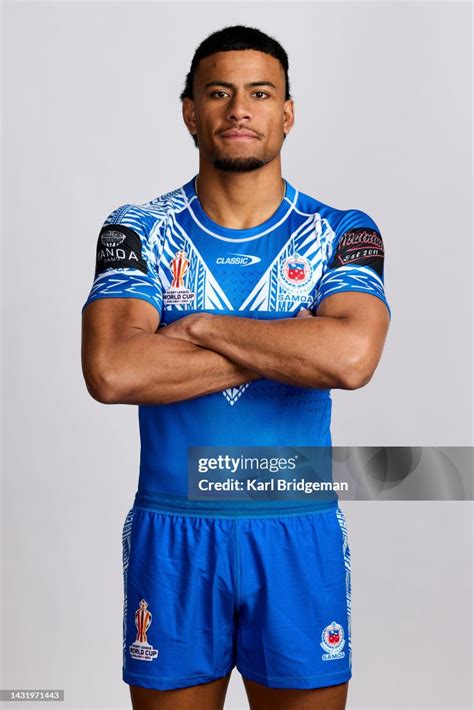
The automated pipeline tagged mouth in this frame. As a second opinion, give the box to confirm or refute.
[219,129,259,141]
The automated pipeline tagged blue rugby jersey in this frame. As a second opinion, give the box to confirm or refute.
[82,175,390,514]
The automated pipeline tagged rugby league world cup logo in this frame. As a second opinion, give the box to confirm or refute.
[164,249,196,305]
[170,250,189,288]
[129,599,159,661]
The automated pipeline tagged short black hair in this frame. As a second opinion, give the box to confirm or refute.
[180,25,292,147]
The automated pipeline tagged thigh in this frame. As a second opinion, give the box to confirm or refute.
[122,507,237,692]
[236,505,352,691]
[242,677,349,710]
[129,672,232,710]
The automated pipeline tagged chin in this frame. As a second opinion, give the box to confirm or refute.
[212,157,266,173]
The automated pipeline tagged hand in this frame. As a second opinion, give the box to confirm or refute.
[295,307,314,317]
[159,312,215,345]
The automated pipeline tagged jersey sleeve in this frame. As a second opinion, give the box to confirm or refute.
[312,209,391,318]
[81,204,163,317]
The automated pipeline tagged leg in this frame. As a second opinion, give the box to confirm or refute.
[129,671,232,710]
[236,507,353,699]
[243,677,349,710]
[122,508,236,699]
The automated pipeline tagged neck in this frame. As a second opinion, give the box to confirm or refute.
[195,161,285,230]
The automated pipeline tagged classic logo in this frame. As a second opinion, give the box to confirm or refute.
[216,253,261,266]
[129,599,159,662]
[163,250,195,305]
[320,621,345,661]
[280,253,312,288]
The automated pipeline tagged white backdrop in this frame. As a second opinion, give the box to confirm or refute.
[2,2,472,709]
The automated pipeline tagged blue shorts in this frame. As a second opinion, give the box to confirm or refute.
[122,498,352,691]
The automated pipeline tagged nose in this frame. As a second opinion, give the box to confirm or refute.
[226,92,252,122]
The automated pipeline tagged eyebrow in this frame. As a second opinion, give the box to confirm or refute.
[204,81,278,90]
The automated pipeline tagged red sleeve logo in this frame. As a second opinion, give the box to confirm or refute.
[329,228,384,277]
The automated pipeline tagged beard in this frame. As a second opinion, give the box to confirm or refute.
[211,155,266,172]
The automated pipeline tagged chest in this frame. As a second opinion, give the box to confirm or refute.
[157,211,333,324]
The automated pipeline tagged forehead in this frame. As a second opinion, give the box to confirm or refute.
[195,50,285,88]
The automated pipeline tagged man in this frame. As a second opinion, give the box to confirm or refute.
[81,25,390,710]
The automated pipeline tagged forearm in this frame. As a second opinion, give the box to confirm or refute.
[91,331,261,405]
[192,314,369,390]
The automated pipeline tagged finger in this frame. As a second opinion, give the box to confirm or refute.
[295,307,312,317]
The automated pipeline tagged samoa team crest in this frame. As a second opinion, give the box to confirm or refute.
[320,621,345,661]
[279,253,312,289]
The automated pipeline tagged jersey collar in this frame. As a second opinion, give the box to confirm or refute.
[182,174,297,240]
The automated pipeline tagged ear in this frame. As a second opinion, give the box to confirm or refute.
[283,98,295,136]
[182,98,197,138]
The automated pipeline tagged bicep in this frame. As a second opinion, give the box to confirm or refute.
[316,289,389,326]
[315,291,390,381]
[81,205,164,395]
[82,296,160,340]
[81,298,160,396]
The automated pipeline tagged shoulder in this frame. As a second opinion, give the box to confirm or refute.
[332,207,382,240]
[293,184,381,236]
[102,183,188,243]
[139,183,189,219]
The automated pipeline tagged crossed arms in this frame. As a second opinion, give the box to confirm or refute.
[81,292,390,406]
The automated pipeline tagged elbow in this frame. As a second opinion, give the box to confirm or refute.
[336,354,375,390]
[83,368,127,404]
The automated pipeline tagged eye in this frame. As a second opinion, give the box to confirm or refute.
[209,90,270,99]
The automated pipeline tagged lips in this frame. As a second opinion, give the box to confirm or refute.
[220,129,259,139]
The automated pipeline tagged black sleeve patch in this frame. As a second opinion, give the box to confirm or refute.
[94,224,148,277]
[328,228,384,277]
